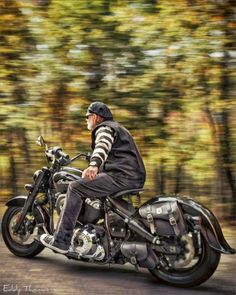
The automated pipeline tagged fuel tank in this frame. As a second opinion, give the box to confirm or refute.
[53,167,82,193]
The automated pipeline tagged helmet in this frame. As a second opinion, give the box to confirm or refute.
[86,101,113,120]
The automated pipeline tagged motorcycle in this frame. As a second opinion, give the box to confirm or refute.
[1,136,235,288]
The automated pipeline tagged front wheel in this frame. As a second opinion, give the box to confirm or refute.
[149,234,221,288]
[1,206,45,257]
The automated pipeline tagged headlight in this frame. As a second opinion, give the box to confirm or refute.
[33,170,43,182]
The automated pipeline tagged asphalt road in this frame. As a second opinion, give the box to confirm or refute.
[0,233,236,295]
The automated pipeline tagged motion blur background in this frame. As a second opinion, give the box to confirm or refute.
[0,0,235,223]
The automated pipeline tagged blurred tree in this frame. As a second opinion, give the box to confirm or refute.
[0,0,235,219]
[216,0,236,215]
[0,0,37,196]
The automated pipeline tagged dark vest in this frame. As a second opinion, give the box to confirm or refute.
[91,120,146,183]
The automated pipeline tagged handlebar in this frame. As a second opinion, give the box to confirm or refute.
[70,152,91,163]
[49,147,70,166]
[46,146,90,167]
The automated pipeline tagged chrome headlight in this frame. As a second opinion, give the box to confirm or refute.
[33,169,43,182]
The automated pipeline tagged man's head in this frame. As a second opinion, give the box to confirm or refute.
[86,101,113,131]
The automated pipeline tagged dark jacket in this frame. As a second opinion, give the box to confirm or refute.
[91,120,146,183]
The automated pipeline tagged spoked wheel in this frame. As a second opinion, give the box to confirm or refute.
[1,206,45,257]
[149,233,221,288]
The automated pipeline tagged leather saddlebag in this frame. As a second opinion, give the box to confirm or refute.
[139,201,187,236]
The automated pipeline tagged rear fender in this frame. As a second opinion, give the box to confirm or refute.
[142,195,235,254]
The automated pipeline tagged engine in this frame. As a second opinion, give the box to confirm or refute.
[71,225,106,261]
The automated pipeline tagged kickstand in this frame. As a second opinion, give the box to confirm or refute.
[131,257,139,271]
[134,264,139,271]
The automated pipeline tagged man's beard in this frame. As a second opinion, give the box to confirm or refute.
[87,121,94,131]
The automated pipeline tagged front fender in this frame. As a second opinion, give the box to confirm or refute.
[6,196,27,207]
[5,196,51,233]
[143,195,235,254]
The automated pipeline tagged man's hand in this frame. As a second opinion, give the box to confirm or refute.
[82,166,99,180]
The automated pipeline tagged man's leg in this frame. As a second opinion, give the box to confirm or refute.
[40,173,141,253]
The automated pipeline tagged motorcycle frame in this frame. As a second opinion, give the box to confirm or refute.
[6,168,235,255]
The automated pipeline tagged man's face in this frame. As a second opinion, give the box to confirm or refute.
[86,113,97,131]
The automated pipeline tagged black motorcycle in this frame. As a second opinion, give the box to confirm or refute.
[1,136,235,288]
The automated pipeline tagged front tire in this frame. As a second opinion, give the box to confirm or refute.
[1,206,45,257]
[149,235,221,288]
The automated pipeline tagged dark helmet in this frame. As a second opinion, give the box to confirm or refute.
[86,101,113,120]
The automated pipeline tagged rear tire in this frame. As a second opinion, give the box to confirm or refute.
[149,235,221,288]
[1,206,45,257]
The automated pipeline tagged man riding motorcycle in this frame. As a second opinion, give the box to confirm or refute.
[40,101,146,253]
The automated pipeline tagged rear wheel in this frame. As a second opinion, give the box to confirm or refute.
[149,234,221,288]
[1,206,45,257]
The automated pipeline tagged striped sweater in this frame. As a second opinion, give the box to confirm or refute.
[89,126,115,168]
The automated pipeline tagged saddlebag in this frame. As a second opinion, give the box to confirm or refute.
[121,241,158,269]
[139,201,187,236]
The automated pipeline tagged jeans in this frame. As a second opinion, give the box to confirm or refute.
[54,172,143,247]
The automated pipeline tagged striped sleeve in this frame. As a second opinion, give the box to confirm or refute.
[90,126,115,168]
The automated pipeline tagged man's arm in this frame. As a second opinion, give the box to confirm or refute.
[90,126,115,167]
[82,126,115,180]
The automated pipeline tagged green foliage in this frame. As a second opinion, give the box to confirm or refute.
[0,0,235,217]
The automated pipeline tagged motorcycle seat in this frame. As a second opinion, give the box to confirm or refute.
[111,188,146,198]
[108,188,146,217]
[107,196,136,217]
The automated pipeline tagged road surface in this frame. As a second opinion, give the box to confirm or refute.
[0,232,235,295]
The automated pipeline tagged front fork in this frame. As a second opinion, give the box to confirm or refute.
[13,168,54,234]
